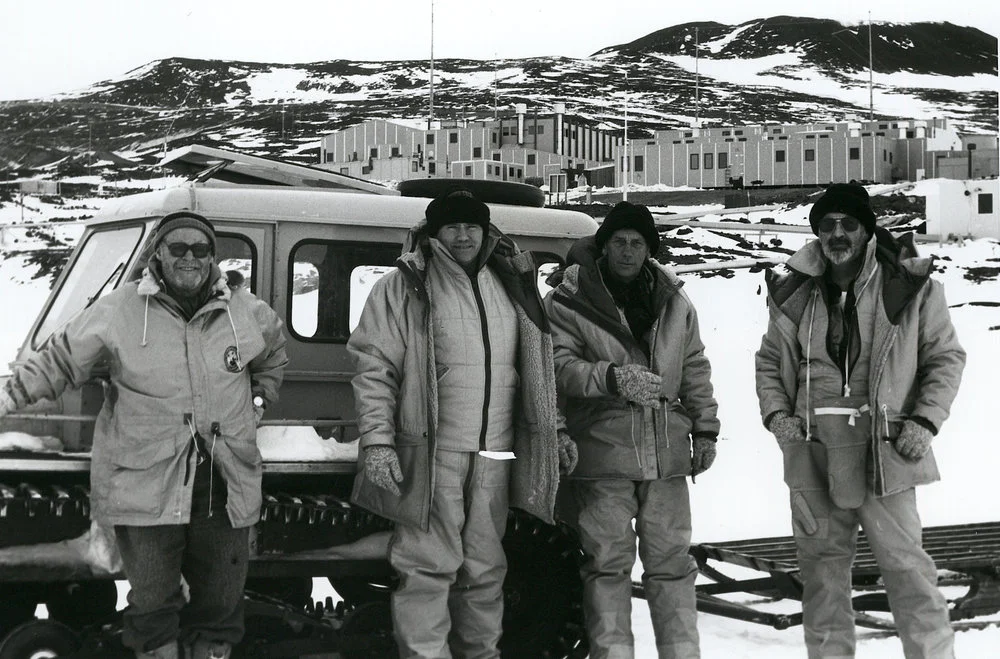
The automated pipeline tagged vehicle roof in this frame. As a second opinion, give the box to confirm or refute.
[89,183,599,239]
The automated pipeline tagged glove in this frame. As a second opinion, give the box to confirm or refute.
[557,431,578,475]
[691,435,717,476]
[768,411,806,449]
[894,419,934,461]
[364,446,403,496]
[0,388,14,418]
[612,364,662,408]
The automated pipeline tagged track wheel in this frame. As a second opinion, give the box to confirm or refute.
[244,577,314,609]
[500,510,589,659]
[0,620,80,659]
[45,581,118,628]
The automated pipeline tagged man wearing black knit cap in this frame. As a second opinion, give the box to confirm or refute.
[544,200,721,658]
[756,184,966,658]
[348,188,577,658]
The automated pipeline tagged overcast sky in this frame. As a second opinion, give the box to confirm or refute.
[1,0,997,101]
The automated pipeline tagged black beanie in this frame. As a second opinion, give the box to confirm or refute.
[424,189,491,236]
[151,211,217,253]
[809,184,877,236]
[595,201,660,254]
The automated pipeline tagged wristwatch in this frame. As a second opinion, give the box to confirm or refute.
[253,395,266,409]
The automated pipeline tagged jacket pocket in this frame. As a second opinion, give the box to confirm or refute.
[659,406,693,478]
[874,405,941,496]
[781,440,827,492]
[107,427,178,517]
[224,438,263,522]
[812,396,870,509]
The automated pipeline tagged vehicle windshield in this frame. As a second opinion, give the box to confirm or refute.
[33,225,146,348]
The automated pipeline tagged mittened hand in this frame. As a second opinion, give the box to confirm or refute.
[768,411,807,449]
[365,446,403,496]
[613,364,662,408]
[557,431,578,475]
[691,436,717,476]
[894,419,933,461]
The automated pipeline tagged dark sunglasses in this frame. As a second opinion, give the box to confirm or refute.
[164,242,213,258]
[817,216,861,233]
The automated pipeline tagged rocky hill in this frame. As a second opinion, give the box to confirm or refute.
[0,16,994,178]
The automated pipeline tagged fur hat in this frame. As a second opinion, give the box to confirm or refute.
[424,188,491,236]
[151,211,217,253]
[595,201,660,254]
[808,183,877,236]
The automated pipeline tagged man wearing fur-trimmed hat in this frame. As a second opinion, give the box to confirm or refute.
[755,183,966,658]
[348,188,577,658]
[0,211,289,659]
[543,200,721,658]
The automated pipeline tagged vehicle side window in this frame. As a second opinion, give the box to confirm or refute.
[289,241,401,342]
[216,234,257,293]
[534,251,564,299]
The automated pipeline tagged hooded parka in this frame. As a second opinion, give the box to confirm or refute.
[544,238,720,480]
[347,224,563,530]
[5,266,288,528]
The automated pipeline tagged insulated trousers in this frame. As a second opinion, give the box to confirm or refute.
[115,513,249,656]
[791,487,954,659]
[389,450,511,659]
[569,477,700,659]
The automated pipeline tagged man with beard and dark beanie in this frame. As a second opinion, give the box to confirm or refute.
[544,201,721,658]
[0,211,288,659]
[756,183,966,658]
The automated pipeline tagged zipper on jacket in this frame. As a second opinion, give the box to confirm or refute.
[870,325,899,495]
[470,273,492,452]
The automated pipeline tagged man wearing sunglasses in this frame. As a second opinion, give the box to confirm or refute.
[0,211,288,659]
[755,183,966,659]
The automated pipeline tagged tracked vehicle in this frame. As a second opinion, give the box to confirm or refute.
[0,157,597,657]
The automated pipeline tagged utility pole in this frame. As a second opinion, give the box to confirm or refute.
[867,12,874,120]
[88,119,93,173]
[428,0,435,126]
[280,104,286,139]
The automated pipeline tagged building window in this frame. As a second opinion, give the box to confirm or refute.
[722,130,731,136]
[527,154,536,165]
[775,150,786,163]
[883,149,888,161]
[492,152,501,161]
[516,168,522,178]
[879,124,888,129]
[391,146,400,157]
[772,128,781,134]
[502,127,512,136]
[690,153,699,170]
[969,143,978,150]
[526,126,535,135]
[673,140,682,145]
[862,132,871,137]
[820,134,830,139]
[738,138,747,142]
[370,147,378,158]
[849,147,860,160]
[906,130,915,138]
[876,132,885,136]
[426,135,435,144]
[428,162,436,174]
[340,167,349,175]
[288,240,400,342]
[473,146,482,158]
[465,165,472,176]
[685,140,694,144]
[724,138,733,143]
[806,134,816,139]
[508,166,515,176]
[718,152,728,169]
[535,125,545,134]
[325,152,333,163]
[449,133,458,143]
[735,130,744,136]
[889,153,893,163]
[979,193,993,214]
[778,136,788,141]
[411,162,418,172]
[804,149,815,162]
[634,155,644,172]
[492,133,498,144]
[703,153,713,169]
[684,132,693,138]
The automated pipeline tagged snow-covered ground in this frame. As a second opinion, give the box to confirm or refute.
[1,181,998,655]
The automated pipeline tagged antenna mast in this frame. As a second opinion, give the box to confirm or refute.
[623,70,629,201]
[429,0,435,126]
[695,26,700,126]
[867,11,873,120]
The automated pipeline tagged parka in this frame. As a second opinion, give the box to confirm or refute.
[755,228,966,496]
[4,266,288,527]
[544,237,720,480]
[347,224,563,530]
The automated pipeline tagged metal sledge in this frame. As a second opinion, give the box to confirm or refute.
[632,522,1000,631]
